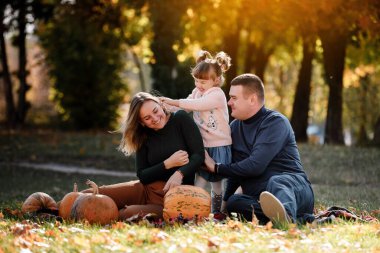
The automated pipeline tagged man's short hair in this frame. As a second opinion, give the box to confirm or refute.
[230,74,265,103]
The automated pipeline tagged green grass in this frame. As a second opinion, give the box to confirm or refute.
[0,130,134,171]
[1,130,379,211]
[299,144,380,211]
[0,130,379,252]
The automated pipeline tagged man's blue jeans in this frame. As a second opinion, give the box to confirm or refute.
[226,173,315,224]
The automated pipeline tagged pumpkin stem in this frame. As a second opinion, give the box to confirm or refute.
[73,183,78,192]
[86,179,99,195]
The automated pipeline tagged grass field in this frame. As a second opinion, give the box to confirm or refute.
[0,130,379,252]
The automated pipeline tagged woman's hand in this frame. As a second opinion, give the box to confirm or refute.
[163,170,183,193]
[164,150,189,169]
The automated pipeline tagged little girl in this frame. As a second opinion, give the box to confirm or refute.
[161,50,232,214]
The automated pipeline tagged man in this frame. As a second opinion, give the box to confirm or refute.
[204,73,315,224]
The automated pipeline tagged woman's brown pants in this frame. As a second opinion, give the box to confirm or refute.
[82,180,165,220]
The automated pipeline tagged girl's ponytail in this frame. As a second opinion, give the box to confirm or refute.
[215,51,231,73]
[196,50,213,64]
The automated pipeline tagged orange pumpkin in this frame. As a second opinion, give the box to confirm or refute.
[22,192,58,213]
[163,185,211,222]
[70,180,118,225]
[59,183,83,220]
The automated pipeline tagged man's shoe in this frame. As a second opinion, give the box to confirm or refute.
[259,191,291,224]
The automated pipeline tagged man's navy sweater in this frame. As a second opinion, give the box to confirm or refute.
[218,106,310,198]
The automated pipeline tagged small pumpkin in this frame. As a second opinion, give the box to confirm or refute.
[22,192,58,214]
[59,183,83,220]
[70,180,118,225]
[163,185,211,222]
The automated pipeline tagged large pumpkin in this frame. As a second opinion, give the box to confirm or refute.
[70,180,118,225]
[163,185,211,222]
[22,192,58,214]
[59,183,83,220]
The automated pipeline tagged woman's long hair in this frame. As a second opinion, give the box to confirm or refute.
[118,92,166,155]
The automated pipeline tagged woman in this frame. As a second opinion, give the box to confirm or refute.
[84,92,205,220]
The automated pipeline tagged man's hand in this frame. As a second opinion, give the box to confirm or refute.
[204,150,216,173]
[164,150,189,169]
[163,170,183,193]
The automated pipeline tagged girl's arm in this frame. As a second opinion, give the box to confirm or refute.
[160,90,195,112]
[179,89,225,111]
[160,97,179,107]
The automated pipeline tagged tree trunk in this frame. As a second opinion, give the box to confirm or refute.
[290,37,315,142]
[357,75,370,145]
[372,116,380,146]
[149,0,187,98]
[222,31,240,95]
[131,48,146,92]
[0,9,17,127]
[320,30,347,145]
[16,0,30,124]
[244,40,273,84]
[252,46,273,84]
[244,41,256,73]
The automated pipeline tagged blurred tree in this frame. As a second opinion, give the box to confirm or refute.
[39,0,126,129]
[316,0,379,144]
[290,37,316,142]
[120,4,151,92]
[241,0,286,83]
[279,1,319,142]
[148,0,191,98]
[180,0,240,95]
[0,0,55,128]
[0,1,16,127]
[344,32,380,145]
[183,0,283,94]
[373,117,380,146]
[12,0,29,126]
[128,0,193,98]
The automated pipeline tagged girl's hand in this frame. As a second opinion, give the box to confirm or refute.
[160,97,179,107]
[163,170,183,193]
[204,150,216,172]
[164,150,189,169]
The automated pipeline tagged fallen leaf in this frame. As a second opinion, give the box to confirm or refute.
[111,222,126,230]
[19,247,32,253]
[265,221,273,230]
[288,224,302,238]
[68,227,85,233]
[150,230,169,243]
[11,223,31,236]
[251,208,259,226]
[207,236,221,248]
[227,220,242,230]
[45,229,56,238]
[34,241,50,248]
[0,212,4,219]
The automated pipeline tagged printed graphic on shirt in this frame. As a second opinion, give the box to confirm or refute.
[207,111,217,130]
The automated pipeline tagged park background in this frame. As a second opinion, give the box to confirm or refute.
[0,0,379,145]
[0,1,380,252]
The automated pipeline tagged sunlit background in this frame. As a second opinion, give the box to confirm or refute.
[1,0,379,146]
